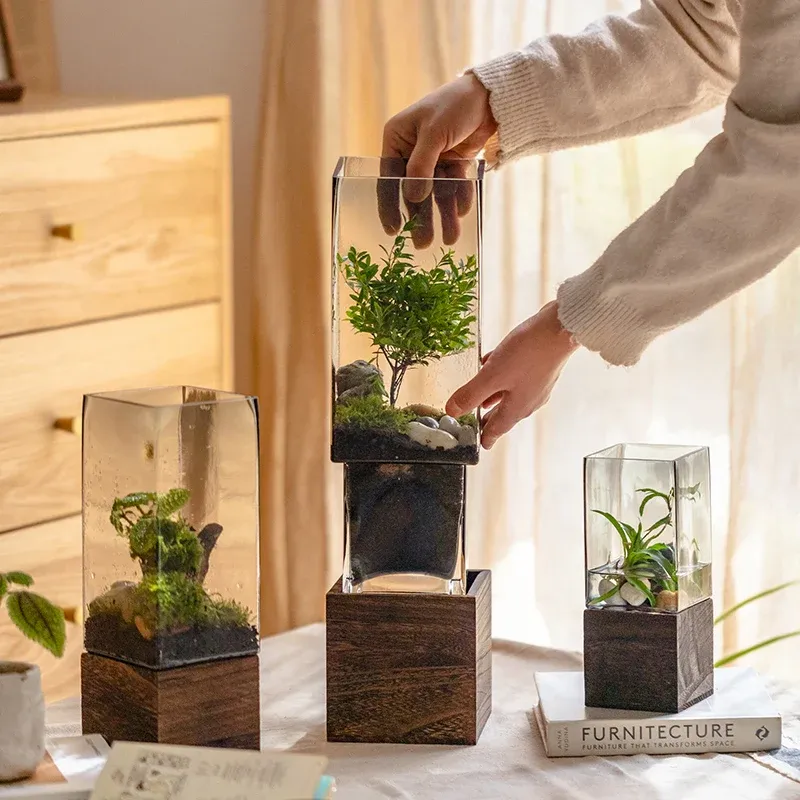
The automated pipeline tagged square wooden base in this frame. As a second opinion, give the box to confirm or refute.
[326,569,492,745]
[81,652,261,749]
[583,597,714,713]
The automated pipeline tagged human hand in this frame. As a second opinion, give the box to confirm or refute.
[446,301,580,450]
[379,72,497,248]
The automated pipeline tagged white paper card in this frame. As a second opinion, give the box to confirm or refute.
[88,742,328,800]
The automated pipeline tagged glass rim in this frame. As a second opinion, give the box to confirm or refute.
[84,385,257,409]
[333,155,485,180]
[585,443,708,462]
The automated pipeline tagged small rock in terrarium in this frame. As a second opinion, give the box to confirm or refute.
[84,488,258,668]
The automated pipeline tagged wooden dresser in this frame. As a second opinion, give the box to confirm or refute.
[0,95,232,701]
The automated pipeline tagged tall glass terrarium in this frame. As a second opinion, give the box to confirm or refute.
[332,157,483,594]
[82,386,260,669]
[584,444,712,613]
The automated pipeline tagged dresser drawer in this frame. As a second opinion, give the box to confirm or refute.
[0,302,223,534]
[0,122,224,337]
[0,515,83,702]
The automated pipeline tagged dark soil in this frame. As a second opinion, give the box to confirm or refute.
[84,612,259,670]
[332,425,479,465]
[345,462,466,584]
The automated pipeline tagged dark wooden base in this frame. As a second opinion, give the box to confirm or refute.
[583,598,714,713]
[326,569,492,745]
[81,652,261,749]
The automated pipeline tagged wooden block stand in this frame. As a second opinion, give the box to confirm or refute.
[326,569,491,745]
[583,597,714,713]
[81,653,261,749]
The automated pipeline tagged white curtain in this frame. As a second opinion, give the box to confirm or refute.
[467,0,800,679]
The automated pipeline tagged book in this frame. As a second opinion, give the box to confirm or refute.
[0,735,110,799]
[88,741,336,800]
[534,666,782,758]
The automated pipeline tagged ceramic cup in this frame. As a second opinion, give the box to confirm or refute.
[0,662,45,782]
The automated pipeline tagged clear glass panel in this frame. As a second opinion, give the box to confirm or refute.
[343,463,466,595]
[584,444,712,613]
[82,386,260,669]
[331,156,484,465]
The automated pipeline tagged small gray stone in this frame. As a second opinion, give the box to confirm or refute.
[457,425,477,447]
[620,579,650,607]
[438,415,461,436]
[416,417,439,429]
[337,382,381,404]
[335,360,383,396]
[598,578,626,606]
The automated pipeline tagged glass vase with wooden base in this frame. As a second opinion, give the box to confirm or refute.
[80,386,261,748]
[327,156,492,744]
[582,443,714,713]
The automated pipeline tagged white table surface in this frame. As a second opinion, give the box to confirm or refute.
[47,624,800,799]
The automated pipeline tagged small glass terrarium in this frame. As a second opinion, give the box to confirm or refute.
[332,157,482,595]
[584,444,712,613]
[331,156,483,465]
[82,386,260,669]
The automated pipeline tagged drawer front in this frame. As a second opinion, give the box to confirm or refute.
[0,122,224,337]
[0,516,82,702]
[0,302,223,534]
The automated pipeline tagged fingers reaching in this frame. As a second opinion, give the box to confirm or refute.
[404,193,434,249]
[433,162,461,246]
[481,397,525,450]
[377,155,405,235]
[446,365,500,419]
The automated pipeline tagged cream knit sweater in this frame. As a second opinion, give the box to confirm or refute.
[471,0,800,366]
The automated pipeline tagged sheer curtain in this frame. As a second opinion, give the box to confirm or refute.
[469,0,800,679]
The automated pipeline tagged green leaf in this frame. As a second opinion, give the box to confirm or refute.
[5,591,66,657]
[155,488,191,519]
[592,510,631,549]
[0,574,7,599]
[714,580,800,625]
[588,583,622,606]
[5,571,33,586]
[715,631,800,667]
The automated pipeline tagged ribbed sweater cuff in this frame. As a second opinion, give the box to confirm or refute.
[469,51,552,165]
[556,270,654,367]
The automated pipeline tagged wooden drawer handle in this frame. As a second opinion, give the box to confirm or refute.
[62,606,82,625]
[51,223,79,241]
[53,416,82,436]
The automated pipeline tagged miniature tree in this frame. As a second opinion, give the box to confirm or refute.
[338,217,478,407]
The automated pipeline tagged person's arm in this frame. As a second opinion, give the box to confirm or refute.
[471,0,739,163]
[556,0,800,366]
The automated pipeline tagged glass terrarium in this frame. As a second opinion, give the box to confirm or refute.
[82,386,260,669]
[331,156,483,466]
[332,157,482,596]
[584,444,712,613]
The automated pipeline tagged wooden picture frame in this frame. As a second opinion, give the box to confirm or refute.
[0,0,24,102]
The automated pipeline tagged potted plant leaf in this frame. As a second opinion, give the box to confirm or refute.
[0,571,66,782]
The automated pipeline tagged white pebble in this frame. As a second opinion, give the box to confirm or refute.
[438,415,461,436]
[406,421,459,450]
[457,425,477,447]
[598,578,626,606]
[620,579,650,607]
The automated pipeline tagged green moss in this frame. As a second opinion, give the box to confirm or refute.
[132,572,251,633]
[457,412,478,428]
[334,394,414,433]
[128,517,203,575]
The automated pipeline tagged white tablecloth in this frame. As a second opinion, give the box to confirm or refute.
[47,624,800,799]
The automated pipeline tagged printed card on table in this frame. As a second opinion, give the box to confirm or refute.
[89,742,329,800]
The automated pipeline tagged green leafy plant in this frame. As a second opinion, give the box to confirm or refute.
[110,488,204,576]
[90,487,252,638]
[714,580,800,667]
[1,571,66,657]
[333,394,415,433]
[590,487,679,607]
[338,216,478,406]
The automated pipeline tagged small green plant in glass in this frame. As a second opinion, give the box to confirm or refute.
[584,444,712,613]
